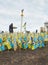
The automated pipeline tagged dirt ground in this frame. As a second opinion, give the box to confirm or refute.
[0,45,48,65]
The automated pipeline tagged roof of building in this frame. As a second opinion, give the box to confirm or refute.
[44,22,48,24]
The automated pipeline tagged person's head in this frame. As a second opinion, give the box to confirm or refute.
[11,23,13,26]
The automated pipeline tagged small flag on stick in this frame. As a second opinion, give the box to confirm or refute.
[23,22,26,29]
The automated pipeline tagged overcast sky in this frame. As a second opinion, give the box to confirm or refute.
[0,0,48,32]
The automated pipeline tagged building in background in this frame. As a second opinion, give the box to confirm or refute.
[44,22,48,33]
[40,27,46,33]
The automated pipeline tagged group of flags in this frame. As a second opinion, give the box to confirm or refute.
[0,32,47,52]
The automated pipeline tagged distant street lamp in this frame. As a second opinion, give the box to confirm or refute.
[20,9,24,32]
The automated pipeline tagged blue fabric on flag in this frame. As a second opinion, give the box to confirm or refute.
[0,38,2,43]
[1,45,5,51]
[24,36,27,42]
[38,36,44,41]
[25,43,28,49]
[33,37,38,42]
[10,42,14,48]
[0,46,2,51]
[22,42,24,48]
[42,42,45,47]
